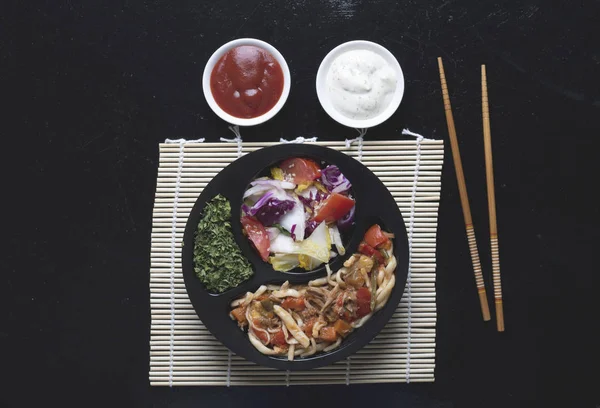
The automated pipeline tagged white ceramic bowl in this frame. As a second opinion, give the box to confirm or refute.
[202,38,291,126]
[316,40,405,128]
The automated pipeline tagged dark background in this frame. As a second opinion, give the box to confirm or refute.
[2,0,599,407]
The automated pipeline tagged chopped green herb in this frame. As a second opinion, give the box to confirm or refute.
[193,194,253,293]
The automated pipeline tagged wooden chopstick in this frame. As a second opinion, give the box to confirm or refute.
[437,57,491,322]
[481,65,505,331]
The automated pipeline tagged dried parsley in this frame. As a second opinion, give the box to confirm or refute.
[193,194,253,293]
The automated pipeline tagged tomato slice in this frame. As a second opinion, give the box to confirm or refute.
[358,241,385,264]
[241,216,270,261]
[313,193,355,223]
[364,224,389,249]
[280,158,322,184]
[356,287,371,318]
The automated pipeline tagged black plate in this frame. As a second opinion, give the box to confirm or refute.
[182,144,409,371]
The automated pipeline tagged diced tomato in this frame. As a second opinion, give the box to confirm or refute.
[230,307,247,324]
[303,317,316,336]
[270,329,287,346]
[280,158,322,184]
[341,310,352,322]
[333,319,352,337]
[241,216,270,261]
[253,329,268,344]
[358,241,385,264]
[313,193,355,223]
[356,287,372,318]
[281,297,306,311]
[364,224,389,249]
[319,326,338,342]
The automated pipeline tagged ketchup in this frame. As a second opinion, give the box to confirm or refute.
[210,45,284,119]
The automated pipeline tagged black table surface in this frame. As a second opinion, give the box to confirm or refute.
[3,1,599,407]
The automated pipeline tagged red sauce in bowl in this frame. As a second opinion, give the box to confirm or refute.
[210,45,285,119]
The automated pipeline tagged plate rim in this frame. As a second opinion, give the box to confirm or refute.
[181,144,409,370]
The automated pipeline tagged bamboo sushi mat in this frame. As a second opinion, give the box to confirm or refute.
[150,137,444,386]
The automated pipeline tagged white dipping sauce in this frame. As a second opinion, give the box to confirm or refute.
[326,49,397,120]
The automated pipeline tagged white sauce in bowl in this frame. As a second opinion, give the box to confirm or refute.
[325,49,397,120]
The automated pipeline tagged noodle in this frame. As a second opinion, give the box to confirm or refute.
[377,268,385,286]
[231,285,267,307]
[309,277,328,286]
[351,313,372,328]
[335,268,347,288]
[291,311,304,327]
[272,289,301,298]
[230,225,398,360]
[300,338,318,357]
[323,338,342,352]
[312,318,327,338]
[248,332,280,355]
[273,305,310,347]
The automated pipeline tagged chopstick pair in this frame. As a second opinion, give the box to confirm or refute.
[437,57,505,332]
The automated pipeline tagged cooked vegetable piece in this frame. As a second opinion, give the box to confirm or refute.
[281,297,306,311]
[333,319,352,337]
[253,329,269,344]
[303,317,316,336]
[364,224,389,248]
[270,330,287,346]
[346,255,374,288]
[358,241,385,264]
[370,272,378,310]
[356,287,371,318]
[319,326,338,342]
[231,307,247,324]
[260,298,274,312]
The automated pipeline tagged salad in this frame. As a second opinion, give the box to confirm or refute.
[241,157,356,272]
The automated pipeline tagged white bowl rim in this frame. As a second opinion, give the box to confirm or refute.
[202,38,291,127]
[315,40,405,129]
